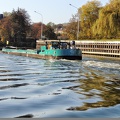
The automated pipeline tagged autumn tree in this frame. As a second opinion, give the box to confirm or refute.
[65,15,78,40]
[0,9,32,47]
[65,0,101,40]
[11,8,31,45]
[79,0,101,39]
[31,22,43,39]
[0,15,12,44]
[43,25,57,40]
[92,0,120,39]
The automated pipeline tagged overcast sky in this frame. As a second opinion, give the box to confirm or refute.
[0,0,109,24]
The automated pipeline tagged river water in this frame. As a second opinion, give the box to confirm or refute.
[0,52,120,118]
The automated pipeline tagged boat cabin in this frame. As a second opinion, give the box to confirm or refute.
[46,41,76,50]
[36,40,76,50]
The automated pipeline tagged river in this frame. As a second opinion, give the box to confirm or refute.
[0,52,120,118]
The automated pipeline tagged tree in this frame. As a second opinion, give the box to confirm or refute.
[31,23,57,40]
[11,8,31,45]
[43,25,57,40]
[31,22,43,39]
[47,22,55,28]
[0,15,12,44]
[65,0,101,40]
[65,15,78,40]
[79,0,101,39]
[3,12,11,17]
[92,0,120,39]
[0,9,31,46]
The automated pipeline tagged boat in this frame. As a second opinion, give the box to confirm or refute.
[2,40,82,60]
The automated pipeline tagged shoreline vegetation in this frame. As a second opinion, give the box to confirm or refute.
[0,0,120,48]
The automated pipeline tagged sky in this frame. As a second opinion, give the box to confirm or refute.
[0,0,109,24]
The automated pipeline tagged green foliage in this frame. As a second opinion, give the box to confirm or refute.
[0,8,31,46]
[65,22,78,40]
[43,25,57,40]
[64,15,78,40]
[66,0,120,39]
[79,0,101,39]
[0,15,12,44]
[92,0,120,39]
[31,23,57,40]
[31,23,43,39]
[11,8,31,43]
[47,22,55,28]
[3,12,11,17]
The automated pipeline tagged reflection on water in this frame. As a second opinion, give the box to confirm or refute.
[67,71,120,111]
[0,53,120,118]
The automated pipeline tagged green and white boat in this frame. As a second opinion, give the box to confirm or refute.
[2,40,82,60]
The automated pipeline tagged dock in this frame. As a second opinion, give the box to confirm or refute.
[75,41,120,57]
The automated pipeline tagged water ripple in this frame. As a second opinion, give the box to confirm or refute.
[0,53,120,118]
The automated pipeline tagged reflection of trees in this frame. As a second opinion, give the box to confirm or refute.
[67,71,120,111]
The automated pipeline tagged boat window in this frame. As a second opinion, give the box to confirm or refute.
[52,42,59,49]
[60,42,67,49]
[51,41,71,49]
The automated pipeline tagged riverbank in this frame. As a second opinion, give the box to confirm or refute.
[83,54,120,61]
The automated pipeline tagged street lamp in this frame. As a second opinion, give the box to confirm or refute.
[34,11,43,40]
[69,4,80,40]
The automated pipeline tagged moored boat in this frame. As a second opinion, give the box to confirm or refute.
[2,40,82,60]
